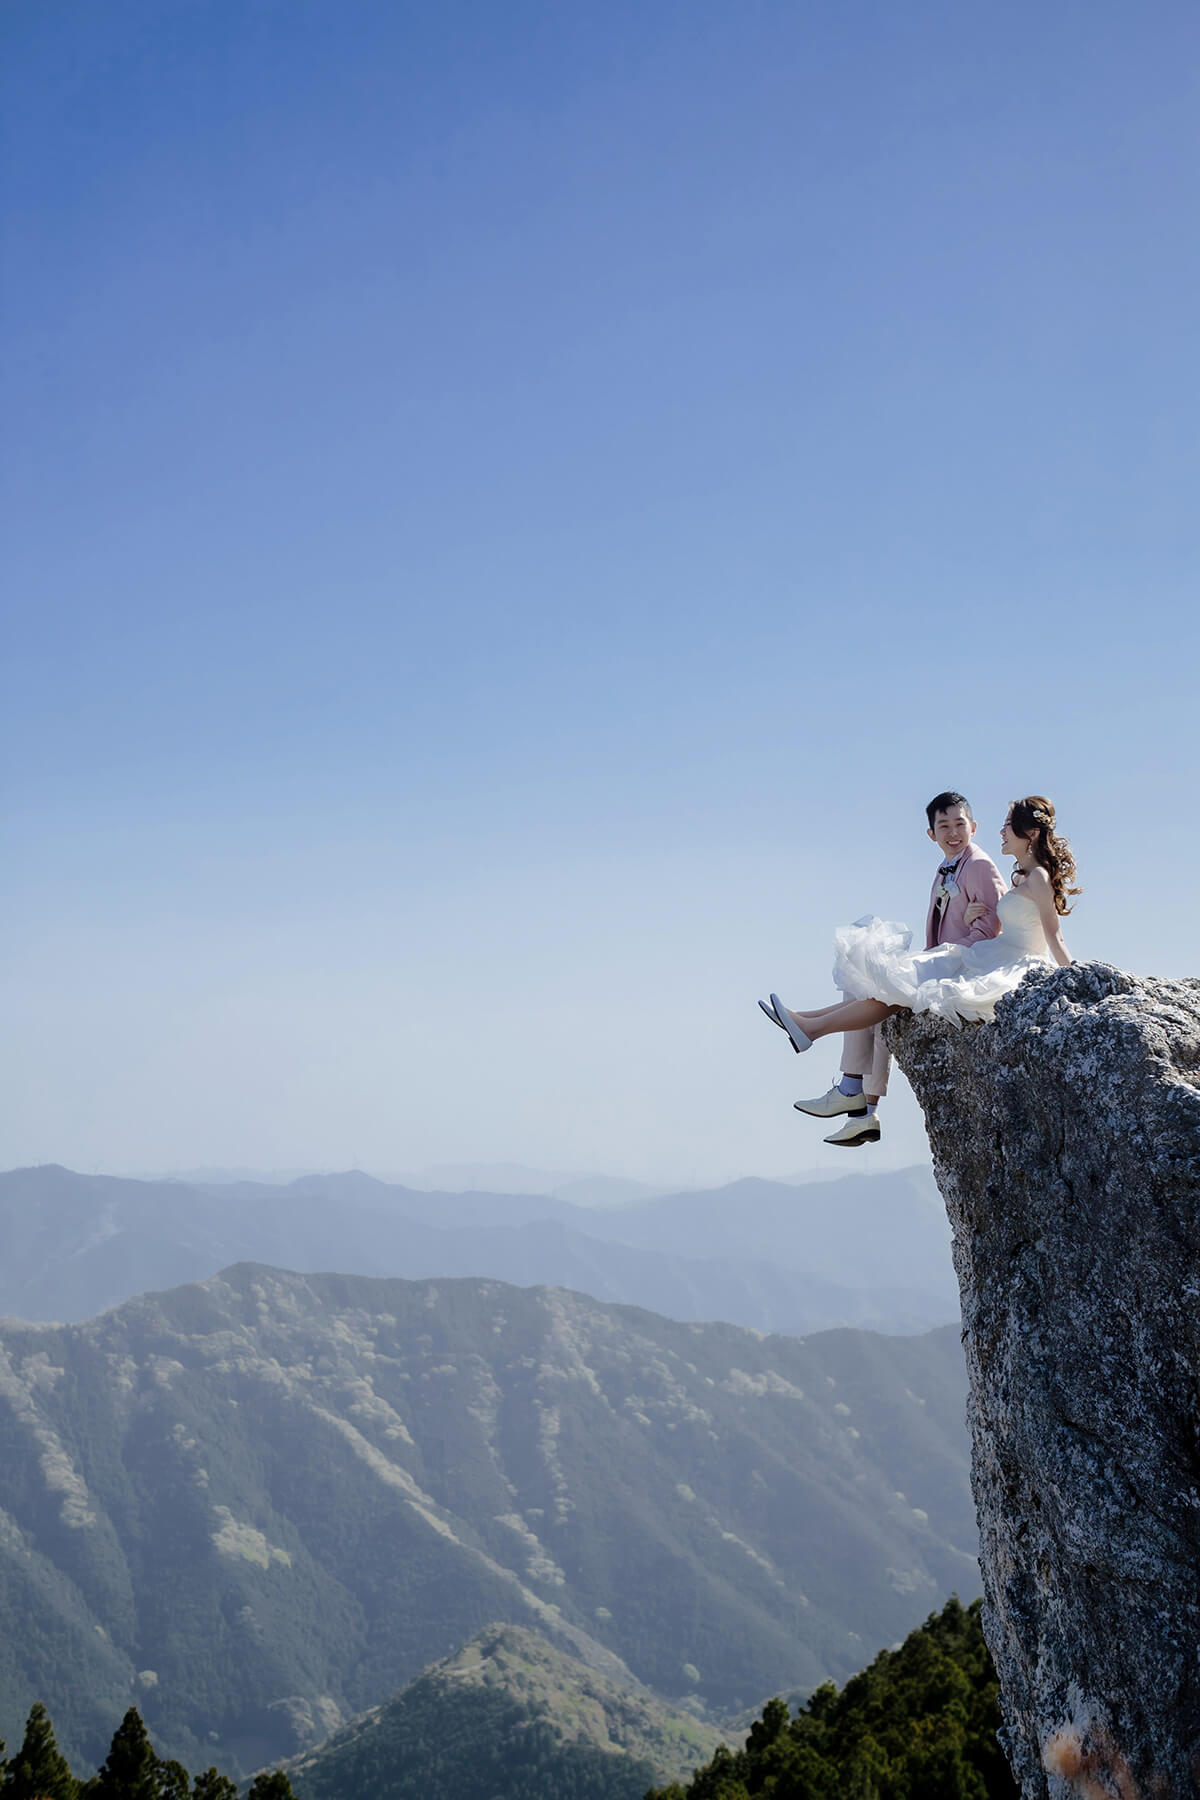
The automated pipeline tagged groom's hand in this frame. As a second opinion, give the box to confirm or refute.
[962,861,1007,940]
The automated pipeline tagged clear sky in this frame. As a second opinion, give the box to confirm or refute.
[4,1,1198,1187]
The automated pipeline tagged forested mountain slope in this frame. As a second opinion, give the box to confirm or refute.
[284,1623,728,1800]
[0,1268,972,1775]
[646,1597,1015,1799]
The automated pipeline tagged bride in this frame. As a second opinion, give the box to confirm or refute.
[764,796,1080,1050]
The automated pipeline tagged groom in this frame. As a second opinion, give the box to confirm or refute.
[794,789,1007,1147]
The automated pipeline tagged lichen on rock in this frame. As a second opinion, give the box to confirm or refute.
[886,962,1200,1799]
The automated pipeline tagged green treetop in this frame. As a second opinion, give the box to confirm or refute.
[0,1703,295,1800]
[90,1709,163,1800]
[246,1775,295,1800]
[190,1772,238,1800]
[1,1702,78,1800]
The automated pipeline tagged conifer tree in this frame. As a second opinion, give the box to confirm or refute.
[191,1773,237,1800]
[92,1709,160,1800]
[246,1774,295,1800]
[157,1761,190,1800]
[2,1702,78,1800]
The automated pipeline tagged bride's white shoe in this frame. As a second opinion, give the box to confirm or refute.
[759,997,803,1053]
[769,995,812,1053]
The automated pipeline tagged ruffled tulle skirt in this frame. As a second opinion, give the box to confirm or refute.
[831,915,1051,1025]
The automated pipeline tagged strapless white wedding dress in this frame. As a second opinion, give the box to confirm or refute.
[831,887,1051,1025]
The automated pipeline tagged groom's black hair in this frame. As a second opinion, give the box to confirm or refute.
[926,790,973,828]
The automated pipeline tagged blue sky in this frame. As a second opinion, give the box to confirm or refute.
[4,1,1198,1185]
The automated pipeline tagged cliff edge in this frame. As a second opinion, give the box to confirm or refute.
[887,962,1200,1799]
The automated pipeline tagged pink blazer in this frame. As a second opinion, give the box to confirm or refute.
[924,841,1007,949]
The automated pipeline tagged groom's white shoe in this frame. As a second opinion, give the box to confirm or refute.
[823,1113,881,1148]
[794,1085,869,1120]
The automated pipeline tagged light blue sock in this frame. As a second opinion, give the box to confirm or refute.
[865,1102,878,1116]
[838,1075,864,1097]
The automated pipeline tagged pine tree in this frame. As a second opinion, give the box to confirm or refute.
[246,1774,295,1800]
[92,1710,160,1800]
[2,1702,78,1800]
[191,1773,237,1800]
[157,1762,190,1800]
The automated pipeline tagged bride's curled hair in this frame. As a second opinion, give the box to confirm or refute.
[1010,795,1080,914]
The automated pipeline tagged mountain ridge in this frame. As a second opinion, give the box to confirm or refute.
[0,1164,955,1333]
[281,1621,730,1799]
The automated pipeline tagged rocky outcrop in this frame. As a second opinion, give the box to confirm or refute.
[888,963,1200,1799]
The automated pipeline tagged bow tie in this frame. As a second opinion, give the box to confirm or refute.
[938,860,960,877]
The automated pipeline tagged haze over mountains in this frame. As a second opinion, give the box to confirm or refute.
[0,1164,956,1337]
[0,1265,972,1777]
[154,1166,670,1208]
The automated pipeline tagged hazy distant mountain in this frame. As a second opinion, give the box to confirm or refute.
[145,1166,320,1186]
[200,1167,954,1297]
[0,1267,973,1775]
[549,1175,670,1209]
[151,1164,673,1207]
[569,1169,950,1295]
[393,1164,671,1206]
[284,1623,729,1800]
[0,1165,957,1333]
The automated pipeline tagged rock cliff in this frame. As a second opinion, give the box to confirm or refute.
[887,962,1200,1799]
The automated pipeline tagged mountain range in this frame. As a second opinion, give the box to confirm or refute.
[0,1265,973,1777]
[0,1164,957,1336]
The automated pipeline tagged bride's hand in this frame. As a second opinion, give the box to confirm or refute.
[963,901,990,926]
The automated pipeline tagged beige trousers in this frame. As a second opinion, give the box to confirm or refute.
[840,1019,891,1098]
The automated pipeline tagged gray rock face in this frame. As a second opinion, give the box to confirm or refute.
[887,963,1200,1799]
